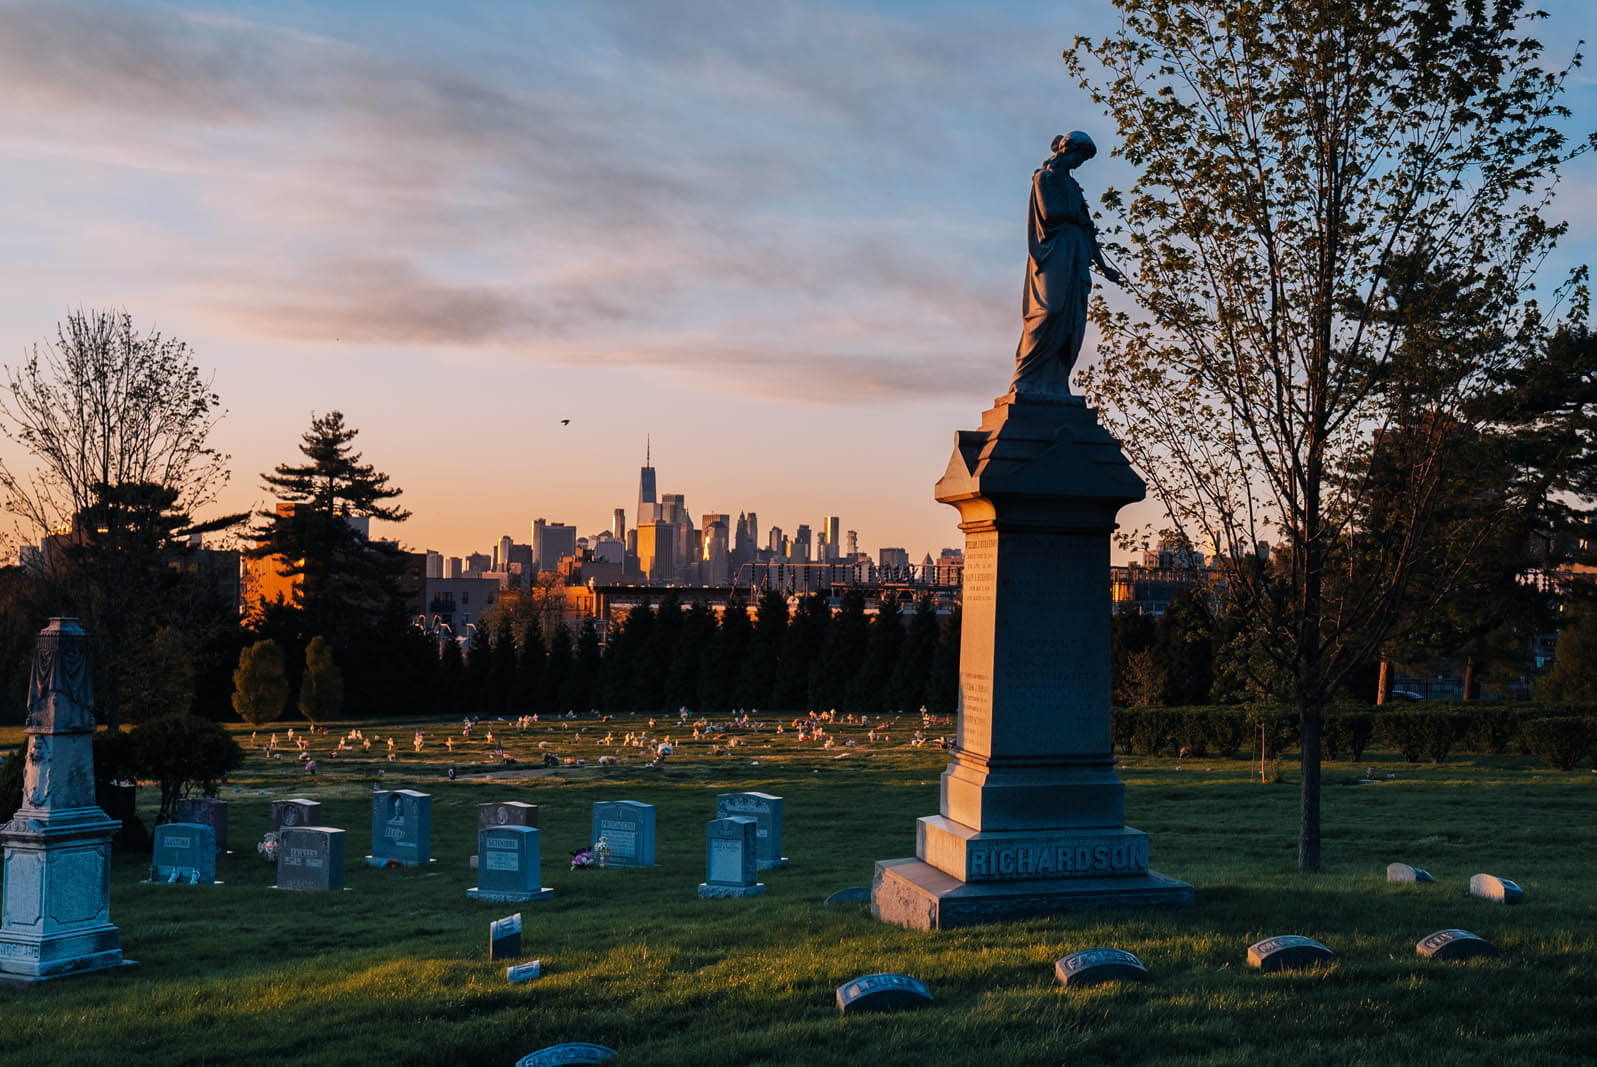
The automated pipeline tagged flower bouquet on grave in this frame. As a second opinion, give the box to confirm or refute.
[257,831,280,862]
[593,836,610,868]
[569,847,596,870]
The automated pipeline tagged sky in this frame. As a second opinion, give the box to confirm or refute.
[2,0,1596,565]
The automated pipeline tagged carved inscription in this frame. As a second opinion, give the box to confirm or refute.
[967,838,1148,879]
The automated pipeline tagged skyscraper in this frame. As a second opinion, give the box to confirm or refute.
[637,437,658,527]
[822,515,841,563]
[612,507,626,543]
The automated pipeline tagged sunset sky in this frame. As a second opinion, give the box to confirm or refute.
[4,0,1595,564]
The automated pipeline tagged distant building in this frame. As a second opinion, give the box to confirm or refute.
[878,546,910,579]
[425,550,443,579]
[533,521,577,573]
[636,520,677,584]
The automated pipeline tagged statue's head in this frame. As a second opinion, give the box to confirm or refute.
[1050,131,1097,162]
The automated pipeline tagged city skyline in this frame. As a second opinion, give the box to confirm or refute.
[3,1,1595,567]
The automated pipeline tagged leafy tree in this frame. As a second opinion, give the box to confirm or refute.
[231,639,290,725]
[1152,585,1214,706]
[1110,610,1156,706]
[130,714,244,823]
[1537,610,1597,702]
[120,624,196,724]
[298,635,344,724]
[1071,0,1587,869]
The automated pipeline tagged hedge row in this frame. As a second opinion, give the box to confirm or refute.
[1110,703,1597,770]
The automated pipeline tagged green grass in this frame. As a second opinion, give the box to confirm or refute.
[1,715,1594,1066]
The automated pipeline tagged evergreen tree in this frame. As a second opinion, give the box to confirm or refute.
[464,621,494,715]
[812,586,867,712]
[666,602,716,712]
[738,589,789,709]
[489,616,517,716]
[1152,585,1214,706]
[773,594,829,710]
[700,593,752,712]
[639,593,683,712]
[926,606,961,716]
[891,593,939,712]
[1537,610,1597,702]
[510,617,544,715]
[297,635,344,724]
[847,591,904,716]
[434,636,465,718]
[539,623,573,715]
[563,617,602,713]
[231,639,289,725]
[1110,611,1157,707]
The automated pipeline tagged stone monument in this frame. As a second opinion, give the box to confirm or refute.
[150,822,218,885]
[715,791,786,869]
[590,800,655,867]
[468,825,554,903]
[274,826,345,891]
[367,789,432,867]
[871,135,1192,930]
[698,816,764,899]
[0,618,135,982]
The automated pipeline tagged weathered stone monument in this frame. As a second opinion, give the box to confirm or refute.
[274,826,345,891]
[173,796,228,853]
[368,789,432,867]
[871,135,1191,929]
[0,618,135,982]
[471,800,538,869]
[468,825,554,902]
[271,798,322,832]
[150,823,218,885]
[698,816,764,899]
[590,800,655,867]
[715,791,786,869]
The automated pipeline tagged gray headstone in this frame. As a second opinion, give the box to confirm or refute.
[698,816,764,899]
[1055,947,1148,988]
[515,1043,617,1066]
[151,822,217,884]
[836,972,933,1014]
[272,798,321,831]
[506,960,542,983]
[489,913,521,961]
[275,826,345,891]
[1470,873,1523,904]
[368,789,432,866]
[715,791,786,869]
[469,826,553,902]
[173,796,228,852]
[479,801,539,831]
[825,887,871,905]
[590,800,655,867]
[1386,862,1433,883]
[1246,935,1335,973]
[1416,928,1497,960]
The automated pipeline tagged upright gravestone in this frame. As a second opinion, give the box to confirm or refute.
[469,826,554,902]
[173,797,228,853]
[715,792,786,869]
[0,618,135,983]
[489,913,521,960]
[870,150,1193,927]
[472,801,539,868]
[698,817,765,899]
[272,798,322,832]
[368,789,433,867]
[590,801,655,868]
[150,823,218,885]
[275,827,345,891]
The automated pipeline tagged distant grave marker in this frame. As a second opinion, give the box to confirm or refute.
[506,960,542,984]
[1055,947,1148,988]
[275,826,345,891]
[836,972,933,1014]
[173,797,228,852]
[472,801,539,867]
[271,798,321,832]
[1386,862,1433,883]
[1470,873,1523,904]
[367,789,433,867]
[150,823,217,885]
[590,800,655,867]
[514,1044,616,1066]
[1247,935,1335,973]
[1417,929,1497,961]
[489,913,521,961]
[468,825,554,902]
[715,791,786,869]
[698,817,764,899]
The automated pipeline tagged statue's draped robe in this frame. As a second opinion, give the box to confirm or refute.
[1011,161,1093,396]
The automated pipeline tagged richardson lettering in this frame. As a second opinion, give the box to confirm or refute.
[970,838,1149,879]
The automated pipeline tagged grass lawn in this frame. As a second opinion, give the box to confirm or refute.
[1,713,1594,1066]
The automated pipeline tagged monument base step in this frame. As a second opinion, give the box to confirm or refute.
[0,956,139,986]
[466,887,554,903]
[365,856,437,868]
[698,882,766,899]
[756,858,789,870]
[871,857,1192,930]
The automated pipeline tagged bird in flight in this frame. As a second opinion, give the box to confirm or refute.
[560,419,571,426]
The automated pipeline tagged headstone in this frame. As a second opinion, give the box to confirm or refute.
[468,826,554,902]
[1386,862,1433,883]
[698,817,765,899]
[1417,929,1497,961]
[272,798,322,832]
[835,972,934,1014]
[825,887,871,905]
[150,822,217,885]
[173,796,229,852]
[471,801,539,867]
[274,826,345,891]
[871,270,1193,928]
[514,1044,616,1066]
[715,791,786,869]
[1055,947,1148,988]
[590,800,655,867]
[506,960,542,983]
[489,913,521,961]
[0,618,135,982]
[367,789,432,867]
[1247,935,1335,973]
[1470,873,1523,904]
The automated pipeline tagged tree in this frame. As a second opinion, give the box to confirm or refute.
[298,635,344,724]
[1537,609,1597,702]
[249,411,409,638]
[1070,0,1587,869]
[130,714,245,824]
[812,586,867,711]
[891,593,940,712]
[738,589,789,708]
[848,592,904,716]
[773,594,829,710]
[232,639,290,725]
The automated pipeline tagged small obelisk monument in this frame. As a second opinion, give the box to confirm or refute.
[872,133,1192,929]
[1,618,134,981]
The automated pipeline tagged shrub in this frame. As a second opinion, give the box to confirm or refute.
[1323,711,1375,762]
[1463,705,1515,754]
[1205,707,1251,758]
[233,639,290,725]
[130,715,245,823]
[1376,710,1461,764]
[1245,706,1299,758]
[0,745,23,823]
[1521,716,1590,771]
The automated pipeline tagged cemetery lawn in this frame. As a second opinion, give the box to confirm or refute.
[1,715,1594,1066]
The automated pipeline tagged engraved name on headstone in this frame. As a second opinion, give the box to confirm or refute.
[1055,947,1148,988]
[715,791,786,869]
[489,913,521,961]
[368,789,432,867]
[150,822,217,885]
[275,826,345,892]
[835,972,934,1014]
[507,960,542,983]
[698,817,764,899]
[272,798,322,832]
[1386,862,1433,883]
[590,800,655,867]
[1469,873,1523,904]
[514,1043,617,1066]
[1416,929,1497,961]
[1247,935,1335,973]
[469,826,553,902]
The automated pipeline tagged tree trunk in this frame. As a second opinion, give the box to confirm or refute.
[1376,659,1392,705]
[1463,656,1478,700]
[1298,703,1322,871]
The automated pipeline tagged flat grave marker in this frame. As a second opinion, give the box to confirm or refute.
[274,826,345,891]
[1470,873,1524,904]
[715,791,786,869]
[1247,935,1335,973]
[1417,929,1497,961]
[514,1044,616,1066]
[1055,947,1148,988]
[507,960,542,983]
[836,972,933,1015]
[149,822,217,885]
[825,887,871,905]
[590,800,655,867]
[1387,862,1433,883]
[698,816,764,899]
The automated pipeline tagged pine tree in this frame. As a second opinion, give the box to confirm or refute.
[773,594,829,710]
[738,588,789,709]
